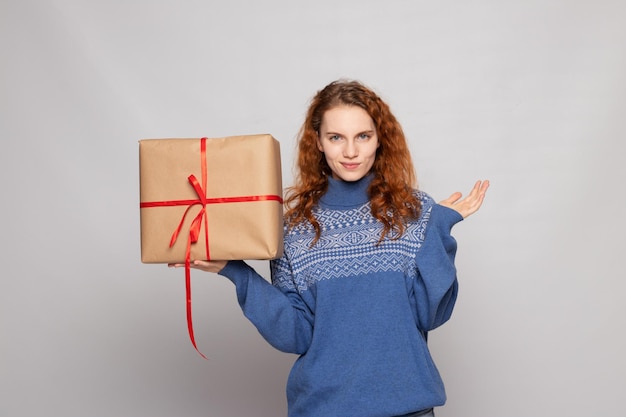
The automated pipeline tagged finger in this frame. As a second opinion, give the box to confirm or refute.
[468,181,489,211]
[169,261,209,269]
[468,180,484,197]
[473,181,490,205]
[441,191,463,205]
[480,180,490,195]
[467,180,489,202]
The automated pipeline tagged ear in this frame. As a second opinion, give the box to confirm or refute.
[316,132,324,152]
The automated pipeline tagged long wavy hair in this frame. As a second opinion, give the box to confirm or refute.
[285,79,421,243]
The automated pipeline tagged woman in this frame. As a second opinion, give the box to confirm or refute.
[174,80,489,417]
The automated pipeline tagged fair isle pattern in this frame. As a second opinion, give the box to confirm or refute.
[272,191,434,292]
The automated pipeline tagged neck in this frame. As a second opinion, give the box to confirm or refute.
[319,174,373,209]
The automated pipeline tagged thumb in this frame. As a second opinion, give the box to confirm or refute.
[439,191,462,206]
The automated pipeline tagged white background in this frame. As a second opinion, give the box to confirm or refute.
[1,1,625,416]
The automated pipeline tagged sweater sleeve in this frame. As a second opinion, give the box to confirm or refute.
[218,260,314,354]
[412,203,464,331]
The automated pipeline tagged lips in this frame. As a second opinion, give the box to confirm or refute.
[341,163,360,169]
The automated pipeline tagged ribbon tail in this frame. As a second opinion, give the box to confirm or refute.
[185,235,208,360]
[170,204,198,248]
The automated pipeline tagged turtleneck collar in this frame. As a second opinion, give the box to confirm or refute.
[319,174,373,209]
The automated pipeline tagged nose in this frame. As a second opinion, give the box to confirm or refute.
[343,139,358,158]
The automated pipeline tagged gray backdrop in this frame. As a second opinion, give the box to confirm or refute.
[1,0,624,416]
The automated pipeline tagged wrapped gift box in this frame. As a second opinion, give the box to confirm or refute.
[139,134,283,263]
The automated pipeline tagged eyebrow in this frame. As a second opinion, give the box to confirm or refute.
[323,130,375,137]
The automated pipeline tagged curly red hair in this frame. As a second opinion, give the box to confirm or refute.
[285,80,421,243]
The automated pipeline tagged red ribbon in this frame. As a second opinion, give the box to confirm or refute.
[140,137,283,359]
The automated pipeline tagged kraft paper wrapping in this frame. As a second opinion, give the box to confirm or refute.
[139,134,284,263]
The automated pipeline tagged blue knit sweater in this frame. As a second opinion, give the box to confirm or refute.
[219,175,463,417]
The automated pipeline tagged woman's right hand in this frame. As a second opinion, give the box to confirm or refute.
[168,260,228,273]
[438,180,490,219]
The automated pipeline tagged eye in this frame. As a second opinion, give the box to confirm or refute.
[358,133,371,140]
[328,134,342,141]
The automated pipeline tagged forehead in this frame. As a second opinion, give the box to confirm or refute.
[320,105,375,132]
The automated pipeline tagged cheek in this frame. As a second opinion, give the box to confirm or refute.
[365,142,380,159]
[319,143,338,160]
[322,150,337,166]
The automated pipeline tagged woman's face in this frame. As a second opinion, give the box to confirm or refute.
[317,105,379,182]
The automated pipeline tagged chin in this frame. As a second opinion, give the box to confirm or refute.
[336,172,368,182]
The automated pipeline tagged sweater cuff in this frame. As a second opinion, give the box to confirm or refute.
[218,260,251,285]
[434,203,464,227]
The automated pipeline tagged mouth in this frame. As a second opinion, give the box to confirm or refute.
[341,162,360,170]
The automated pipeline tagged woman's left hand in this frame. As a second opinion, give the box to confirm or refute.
[439,180,490,219]
[168,259,227,273]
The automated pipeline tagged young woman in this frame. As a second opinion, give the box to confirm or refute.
[174,80,489,417]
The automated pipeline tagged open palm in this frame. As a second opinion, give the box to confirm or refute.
[439,180,490,219]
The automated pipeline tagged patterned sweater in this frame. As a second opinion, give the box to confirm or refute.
[219,174,463,417]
